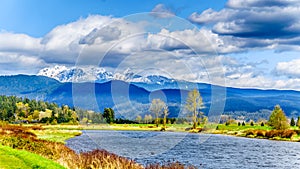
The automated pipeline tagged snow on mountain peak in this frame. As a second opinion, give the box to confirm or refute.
[37,65,174,84]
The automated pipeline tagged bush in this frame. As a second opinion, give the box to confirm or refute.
[265,130,280,138]
[294,129,300,135]
[245,130,255,136]
[264,130,296,139]
[281,130,296,138]
[256,130,265,137]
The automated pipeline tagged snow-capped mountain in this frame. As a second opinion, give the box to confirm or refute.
[38,65,175,85]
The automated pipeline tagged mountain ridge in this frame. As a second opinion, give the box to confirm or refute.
[1,74,300,121]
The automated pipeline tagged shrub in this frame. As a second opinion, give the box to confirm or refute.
[294,129,300,135]
[261,122,264,126]
[265,130,280,138]
[245,130,255,136]
[256,130,265,137]
[242,121,245,126]
[281,130,296,139]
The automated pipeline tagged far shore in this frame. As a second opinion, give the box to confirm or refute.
[38,123,300,142]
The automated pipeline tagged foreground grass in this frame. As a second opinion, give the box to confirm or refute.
[0,145,65,169]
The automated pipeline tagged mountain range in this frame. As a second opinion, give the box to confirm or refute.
[1,68,300,121]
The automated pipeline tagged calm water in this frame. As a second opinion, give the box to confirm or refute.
[66,130,300,168]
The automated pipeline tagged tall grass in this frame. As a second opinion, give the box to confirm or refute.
[0,123,195,169]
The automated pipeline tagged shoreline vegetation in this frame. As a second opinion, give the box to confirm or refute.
[81,123,300,142]
[0,122,196,169]
[1,122,300,169]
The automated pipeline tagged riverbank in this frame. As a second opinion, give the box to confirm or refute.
[79,123,300,142]
[0,123,196,169]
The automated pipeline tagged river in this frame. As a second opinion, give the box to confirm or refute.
[66,130,300,168]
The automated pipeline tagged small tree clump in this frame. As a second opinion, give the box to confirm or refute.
[238,122,241,126]
[242,121,246,126]
[261,122,264,126]
[250,121,254,126]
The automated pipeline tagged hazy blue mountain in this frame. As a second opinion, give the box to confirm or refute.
[0,75,300,120]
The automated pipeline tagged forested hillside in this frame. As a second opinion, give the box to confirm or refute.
[0,95,104,124]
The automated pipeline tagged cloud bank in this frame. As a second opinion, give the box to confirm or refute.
[1,2,300,90]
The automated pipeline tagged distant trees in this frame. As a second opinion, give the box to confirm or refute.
[268,105,289,130]
[76,109,104,124]
[297,116,300,127]
[290,117,296,127]
[0,95,79,124]
[185,89,204,129]
[162,105,169,130]
[149,99,166,127]
[135,115,142,123]
[144,114,153,124]
[103,108,115,124]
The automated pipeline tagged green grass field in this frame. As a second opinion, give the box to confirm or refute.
[216,124,273,131]
[32,129,82,143]
[0,145,65,169]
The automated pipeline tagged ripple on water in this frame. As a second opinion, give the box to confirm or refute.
[66,131,300,168]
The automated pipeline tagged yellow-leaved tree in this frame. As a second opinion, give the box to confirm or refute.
[185,89,204,129]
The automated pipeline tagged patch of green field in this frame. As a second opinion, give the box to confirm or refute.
[81,123,193,132]
[0,145,65,169]
[32,129,82,143]
[216,124,273,131]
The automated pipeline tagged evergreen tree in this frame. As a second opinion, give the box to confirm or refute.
[103,108,115,124]
[290,117,296,127]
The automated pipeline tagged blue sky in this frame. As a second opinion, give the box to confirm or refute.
[0,0,226,37]
[1,0,300,90]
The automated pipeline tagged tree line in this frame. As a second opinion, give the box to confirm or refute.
[0,95,79,124]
